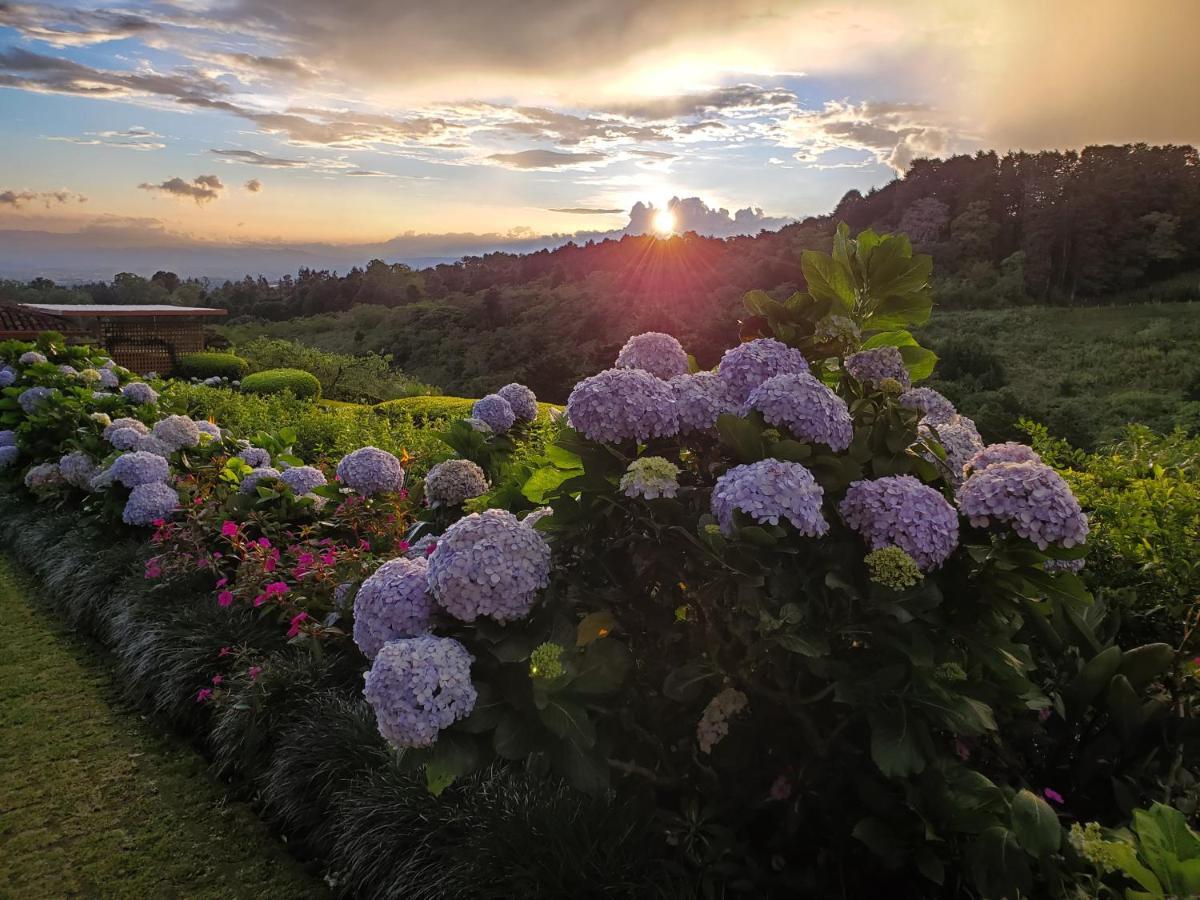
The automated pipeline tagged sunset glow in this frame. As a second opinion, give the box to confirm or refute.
[652,208,677,235]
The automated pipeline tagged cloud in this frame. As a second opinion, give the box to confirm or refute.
[0,2,159,47]
[778,101,959,174]
[609,84,798,120]
[138,175,226,204]
[630,150,676,160]
[548,207,624,214]
[487,149,608,169]
[244,179,263,193]
[627,197,792,238]
[43,126,164,151]
[209,149,306,167]
[0,188,87,208]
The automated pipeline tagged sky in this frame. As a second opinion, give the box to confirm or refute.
[1,0,1197,278]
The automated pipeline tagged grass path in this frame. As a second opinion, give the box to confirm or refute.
[0,556,327,899]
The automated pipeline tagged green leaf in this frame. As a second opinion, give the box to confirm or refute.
[869,288,933,332]
[544,443,583,469]
[551,740,609,795]
[493,712,537,760]
[869,706,926,777]
[801,250,855,315]
[571,639,632,695]
[898,344,938,383]
[663,664,714,703]
[852,817,906,869]
[522,464,582,503]
[914,847,945,885]
[1118,644,1176,689]
[539,698,596,747]
[968,827,1032,899]
[775,631,829,658]
[1105,674,1143,745]
[716,413,765,463]
[1010,789,1061,856]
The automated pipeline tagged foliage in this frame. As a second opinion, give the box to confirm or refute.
[240,368,322,400]
[1070,803,1200,898]
[177,351,249,379]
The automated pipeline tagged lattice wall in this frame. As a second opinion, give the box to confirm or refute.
[100,317,206,375]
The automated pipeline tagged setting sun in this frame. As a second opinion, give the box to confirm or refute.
[652,207,676,234]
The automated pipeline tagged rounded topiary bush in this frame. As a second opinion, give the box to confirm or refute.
[178,352,249,380]
[240,368,321,400]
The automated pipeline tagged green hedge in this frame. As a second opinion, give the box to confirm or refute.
[377,395,558,424]
[240,368,321,400]
[177,352,249,379]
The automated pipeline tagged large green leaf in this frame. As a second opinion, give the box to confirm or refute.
[716,413,765,463]
[869,706,926,777]
[539,698,596,747]
[571,638,632,694]
[1010,789,1061,856]
[869,289,933,331]
[522,464,583,503]
[801,250,855,315]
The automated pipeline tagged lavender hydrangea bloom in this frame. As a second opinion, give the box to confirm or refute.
[0,367,14,388]
[620,456,680,499]
[427,508,552,623]
[336,446,405,496]
[958,461,1089,549]
[18,386,55,414]
[615,331,690,380]
[24,463,64,491]
[964,442,1042,477]
[132,433,173,457]
[496,383,538,422]
[566,368,678,443]
[919,416,984,486]
[195,420,221,440]
[279,465,327,494]
[899,387,956,424]
[122,482,179,526]
[670,372,735,434]
[0,430,14,447]
[839,475,959,572]
[121,382,158,405]
[0,446,18,468]
[711,459,828,537]
[522,507,553,528]
[59,451,98,490]
[471,394,516,434]
[844,346,912,390]
[352,557,434,659]
[18,351,46,365]
[104,417,149,441]
[152,415,201,450]
[97,451,170,488]
[424,459,489,507]
[717,339,809,406]
[236,446,271,468]
[1045,557,1085,574]
[107,427,143,451]
[240,466,282,494]
[746,372,854,451]
[58,364,78,376]
[97,369,119,389]
[363,636,477,749]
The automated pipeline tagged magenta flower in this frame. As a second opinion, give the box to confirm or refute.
[320,551,336,565]
[216,577,228,588]
[265,582,288,596]
[248,665,262,680]
[211,674,223,686]
[955,739,971,761]
[221,520,238,537]
[196,688,213,703]
[257,537,271,548]
[218,646,231,658]
[768,775,793,801]
[217,590,234,608]
[1043,787,1064,805]
[286,612,309,638]
[397,540,410,553]
[144,559,162,579]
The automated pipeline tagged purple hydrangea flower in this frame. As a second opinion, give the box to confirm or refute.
[279,465,327,494]
[899,387,956,424]
[471,394,516,434]
[336,446,405,496]
[24,462,64,492]
[195,420,221,440]
[97,369,119,389]
[59,451,98,490]
[1045,557,1085,574]
[711,459,828,537]
[919,416,984,486]
[58,364,78,376]
[123,481,179,526]
[94,451,170,489]
[363,636,477,749]
[839,475,959,572]
[567,368,678,443]
[236,446,271,468]
[133,433,173,458]
[0,429,14,447]
[0,367,14,388]
[522,507,553,528]
[496,383,538,422]
[121,382,158,405]
[670,372,735,434]
[964,442,1042,477]
[107,427,143,451]
[717,339,809,406]
[152,415,201,450]
[18,386,55,414]
[746,372,853,451]
[0,445,18,468]
[957,461,1089,549]
[615,332,690,380]
[18,351,46,365]
[844,346,911,390]
[352,557,434,659]
[103,417,149,441]
[427,508,552,623]
[240,466,281,494]
[424,458,489,507]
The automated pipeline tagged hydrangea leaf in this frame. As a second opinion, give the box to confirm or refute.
[1010,789,1061,856]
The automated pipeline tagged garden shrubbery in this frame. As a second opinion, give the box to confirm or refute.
[177,351,249,380]
[240,368,322,400]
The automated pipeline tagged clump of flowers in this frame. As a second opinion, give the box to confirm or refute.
[496,383,538,422]
[567,368,678,443]
[522,507,553,529]
[424,458,489,507]
[152,415,201,450]
[79,368,101,384]
[920,416,984,486]
[97,369,119,389]
[1067,822,1121,873]
[964,442,1042,477]
[0,445,18,468]
[363,636,478,748]
[746,372,854,451]
[236,446,271,468]
[697,688,748,754]
[94,451,170,489]
[337,446,405,496]
[958,461,1089,549]
[123,481,179,526]
[195,420,221,440]
[839,475,959,572]
[59,451,98,490]
[619,456,681,500]
[133,434,172,457]
[717,338,809,406]
[1045,557,1086,574]
[18,386,56,414]
[24,462,64,492]
[18,351,46,365]
[0,367,16,388]
[471,394,516,434]
[103,417,148,441]
[279,465,327,494]
[900,387,956,424]
[0,430,15,447]
[844,346,911,390]
[427,508,552,623]
[615,331,690,380]
[813,315,861,348]
[240,466,281,494]
[864,546,923,589]
[711,459,827,537]
[352,556,434,659]
[670,372,735,434]
[121,382,158,405]
[58,364,78,376]
[529,642,565,680]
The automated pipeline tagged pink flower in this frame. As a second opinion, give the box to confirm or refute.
[193,496,203,505]
[1038,707,1052,722]
[257,537,271,548]
[221,520,238,537]
[320,552,336,566]
[265,581,288,596]
[217,590,234,608]
[253,594,266,607]
[398,488,409,500]
[358,539,370,551]
[144,560,162,579]
[248,665,262,680]
[152,518,165,527]
[216,577,228,588]
[211,674,223,686]
[196,688,213,703]
[396,540,410,553]
[286,611,309,638]
[954,739,971,761]
[768,775,793,801]
[218,646,232,658]
[1043,787,1064,805]
[264,557,277,573]
[298,552,315,566]
[425,540,437,557]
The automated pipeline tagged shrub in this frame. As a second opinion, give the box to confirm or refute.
[177,352,248,380]
[237,337,437,403]
[378,395,557,425]
[240,368,321,400]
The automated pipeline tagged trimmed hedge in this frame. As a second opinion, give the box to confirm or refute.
[240,368,322,401]
[377,395,558,424]
[178,352,249,380]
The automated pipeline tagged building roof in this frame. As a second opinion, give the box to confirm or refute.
[21,303,227,318]
[0,304,86,336]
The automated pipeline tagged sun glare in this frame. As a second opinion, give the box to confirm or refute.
[652,208,676,235]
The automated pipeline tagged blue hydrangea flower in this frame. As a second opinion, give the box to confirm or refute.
[839,475,959,572]
[107,427,144,451]
[363,636,477,749]
[958,461,1089,549]
[899,387,956,424]
[336,446,405,496]
[424,458,489,507]
[1045,557,1085,574]
[717,338,809,406]
[123,481,179,526]
[279,465,327,494]
[236,446,271,468]
[919,416,983,487]
[746,372,853,451]
[152,415,201,450]
[132,434,173,458]
[496,383,538,422]
[964,442,1041,477]
[97,369,119,389]
[58,364,78,376]
[18,386,55,414]
[427,508,552,623]
[18,351,46,365]
[352,557,434,659]
[711,459,828,537]
[0,430,15,447]
[471,394,516,434]
[24,462,64,492]
[670,372,735,434]
[620,456,680,499]
[195,420,221,440]
[240,466,281,494]
[0,445,18,468]
[522,507,553,528]
[615,332,690,380]
[59,451,98,490]
[844,346,911,390]
[103,417,149,441]
[94,451,170,489]
[567,368,678,443]
[0,367,14,388]
[121,382,158,405]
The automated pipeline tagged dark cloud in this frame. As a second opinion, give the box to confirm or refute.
[209,149,306,167]
[610,84,797,120]
[0,46,229,102]
[548,207,624,214]
[0,2,159,47]
[244,178,263,192]
[138,175,225,204]
[0,188,86,208]
[488,149,607,169]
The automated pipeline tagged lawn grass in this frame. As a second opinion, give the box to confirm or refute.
[0,556,327,900]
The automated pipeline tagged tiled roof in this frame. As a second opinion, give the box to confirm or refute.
[0,304,78,335]
[22,304,227,317]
